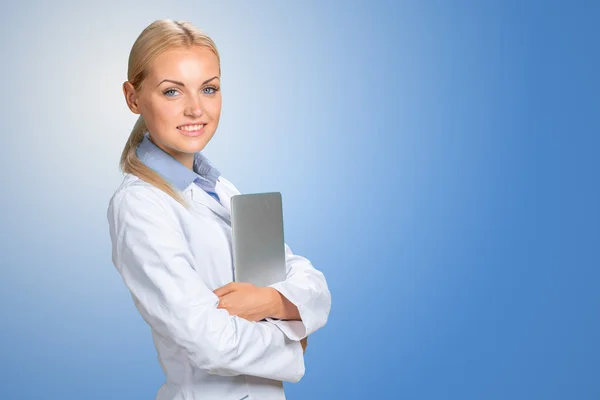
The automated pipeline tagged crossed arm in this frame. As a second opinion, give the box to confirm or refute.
[214,282,300,322]
[213,239,332,352]
[108,186,330,380]
[214,282,306,351]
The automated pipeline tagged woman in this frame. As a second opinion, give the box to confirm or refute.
[107,19,331,400]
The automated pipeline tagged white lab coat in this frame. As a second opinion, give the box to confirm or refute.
[107,172,331,400]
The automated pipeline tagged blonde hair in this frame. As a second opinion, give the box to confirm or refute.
[119,19,221,208]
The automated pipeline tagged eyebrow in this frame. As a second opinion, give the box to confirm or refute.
[157,76,219,87]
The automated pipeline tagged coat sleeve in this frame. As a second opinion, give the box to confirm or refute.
[265,243,332,341]
[107,185,304,382]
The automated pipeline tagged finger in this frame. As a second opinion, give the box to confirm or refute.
[213,282,238,297]
[218,292,241,311]
[216,293,231,309]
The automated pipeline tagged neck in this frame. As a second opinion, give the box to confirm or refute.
[177,154,194,171]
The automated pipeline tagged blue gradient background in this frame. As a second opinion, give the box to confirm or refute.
[1,1,598,399]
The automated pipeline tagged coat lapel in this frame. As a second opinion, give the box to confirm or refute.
[189,183,232,225]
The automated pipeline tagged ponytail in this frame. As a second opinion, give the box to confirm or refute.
[119,115,190,209]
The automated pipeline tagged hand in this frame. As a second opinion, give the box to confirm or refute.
[213,282,278,322]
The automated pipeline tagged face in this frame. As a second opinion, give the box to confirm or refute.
[123,45,221,169]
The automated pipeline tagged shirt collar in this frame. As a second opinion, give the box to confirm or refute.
[136,131,221,192]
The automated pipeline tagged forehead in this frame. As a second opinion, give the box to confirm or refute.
[147,46,220,82]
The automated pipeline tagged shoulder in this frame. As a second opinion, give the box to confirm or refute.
[106,174,187,247]
[107,173,174,221]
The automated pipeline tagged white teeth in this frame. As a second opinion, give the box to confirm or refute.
[179,124,204,131]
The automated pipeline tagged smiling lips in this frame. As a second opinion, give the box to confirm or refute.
[177,123,206,136]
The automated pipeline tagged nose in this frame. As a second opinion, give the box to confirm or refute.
[184,95,204,118]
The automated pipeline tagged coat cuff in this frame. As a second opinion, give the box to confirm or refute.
[265,281,318,340]
[265,318,307,341]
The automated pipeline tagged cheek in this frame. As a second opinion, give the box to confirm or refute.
[147,99,181,125]
[207,99,222,120]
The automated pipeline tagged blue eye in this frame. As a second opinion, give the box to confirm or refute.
[203,86,219,95]
[163,89,180,97]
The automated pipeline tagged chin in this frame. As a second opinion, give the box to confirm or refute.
[179,135,213,153]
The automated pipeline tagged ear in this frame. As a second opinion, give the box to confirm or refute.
[123,81,141,114]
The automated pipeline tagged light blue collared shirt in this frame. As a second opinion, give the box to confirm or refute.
[136,131,221,202]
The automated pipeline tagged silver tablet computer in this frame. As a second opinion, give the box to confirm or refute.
[231,192,286,287]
